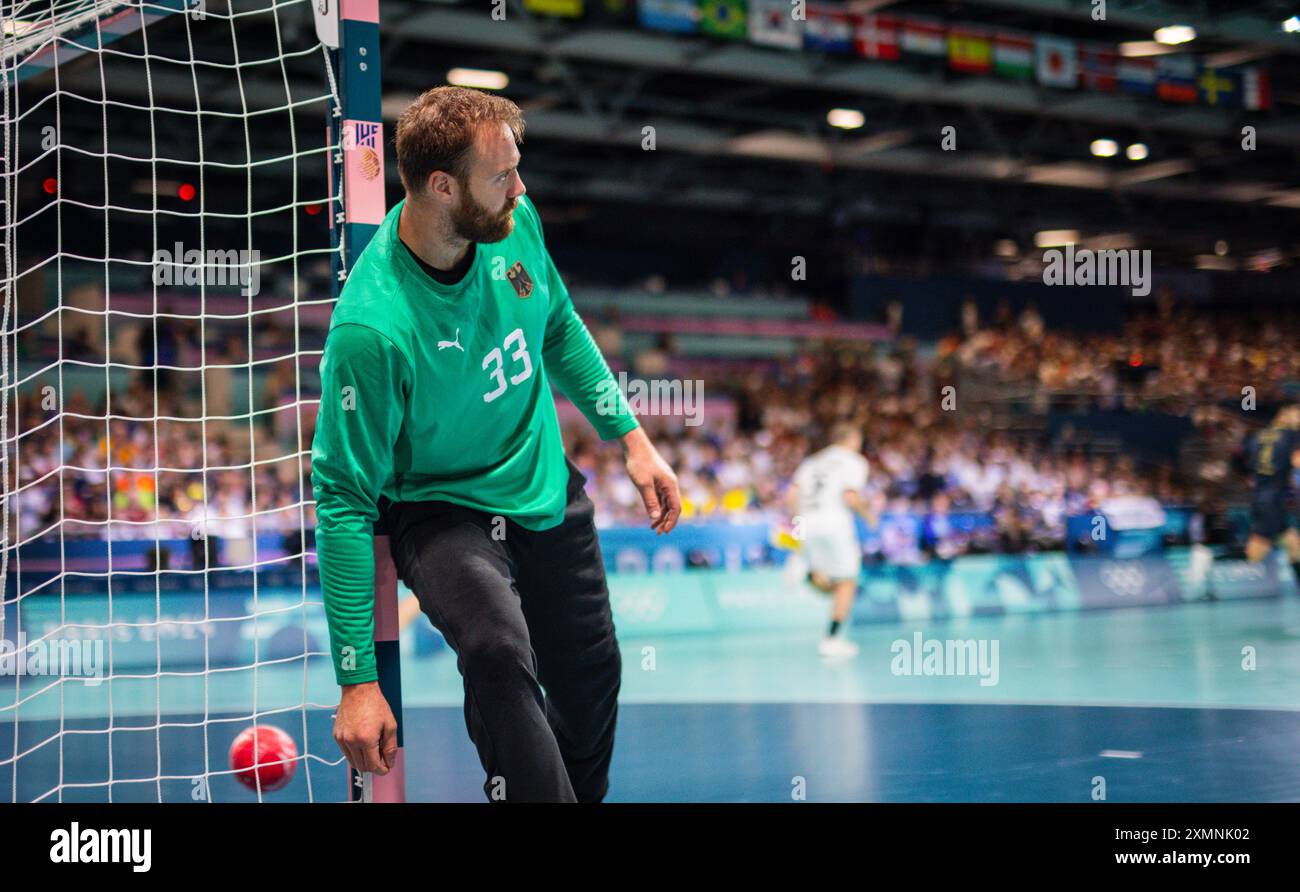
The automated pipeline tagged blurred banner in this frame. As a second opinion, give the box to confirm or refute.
[0,506,1206,592]
[7,548,1289,672]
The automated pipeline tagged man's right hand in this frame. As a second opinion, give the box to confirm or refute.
[334,681,398,776]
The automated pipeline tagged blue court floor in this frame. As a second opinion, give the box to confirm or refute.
[6,595,1300,801]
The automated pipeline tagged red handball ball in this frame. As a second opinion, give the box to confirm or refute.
[229,725,298,793]
[178,182,196,201]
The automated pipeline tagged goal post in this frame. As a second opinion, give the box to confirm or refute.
[321,0,405,804]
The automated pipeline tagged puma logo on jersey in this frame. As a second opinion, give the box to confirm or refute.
[437,329,463,352]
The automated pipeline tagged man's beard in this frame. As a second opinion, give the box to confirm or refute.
[450,186,516,244]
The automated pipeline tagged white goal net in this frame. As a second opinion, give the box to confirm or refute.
[2,0,348,801]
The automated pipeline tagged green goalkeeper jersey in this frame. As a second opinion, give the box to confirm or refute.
[311,194,638,685]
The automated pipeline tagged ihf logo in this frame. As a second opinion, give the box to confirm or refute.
[349,121,380,148]
[344,121,382,181]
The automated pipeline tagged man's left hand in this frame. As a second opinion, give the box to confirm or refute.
[621,427,681,535]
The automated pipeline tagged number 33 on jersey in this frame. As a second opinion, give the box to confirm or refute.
[481,328,533,403]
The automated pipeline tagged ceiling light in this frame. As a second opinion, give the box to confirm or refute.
[1090,139,1119,158]
[1035,230,1080,248]
[447,68,509,90]
[1154,25,1196,45]
[827,108,866,130]
[1119,40,1178,56]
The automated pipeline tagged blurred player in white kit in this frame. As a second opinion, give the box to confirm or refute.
[787,422,871,659]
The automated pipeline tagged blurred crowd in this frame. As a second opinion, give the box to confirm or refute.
[13,348,312,547]
[945,296,1300,412]
[568,325,1189,554]
[13,291,1280,560]
[937,295,1297,490]
[946,299,1300,408]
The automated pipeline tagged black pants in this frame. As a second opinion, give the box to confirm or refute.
[382,461,621,802]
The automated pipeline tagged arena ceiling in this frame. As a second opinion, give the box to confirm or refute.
[10,0,1300,288]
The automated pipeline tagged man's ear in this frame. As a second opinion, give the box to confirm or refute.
[427,170,455,201]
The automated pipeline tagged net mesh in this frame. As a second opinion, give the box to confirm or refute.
[1,0,348,801]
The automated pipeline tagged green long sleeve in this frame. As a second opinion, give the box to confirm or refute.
[312,323,411,685]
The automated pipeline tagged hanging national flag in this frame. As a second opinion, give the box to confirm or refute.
[900,17,946,57]
[638,0,699,33]
[1155,54,1198,103]
[523,0,583,16]
[749,0,802,50]
[1117,55,1157,96]
[804,3,854,54]
[699,0,748,40]
[993,30,1034,80]
[855,14,900,61]
[1079,43,1119,91]
[947,26,992,74]
[1035,35,1077,88]
[1241,67,1271,110]
[588,0,635,24]
[1196,67,1237,106]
